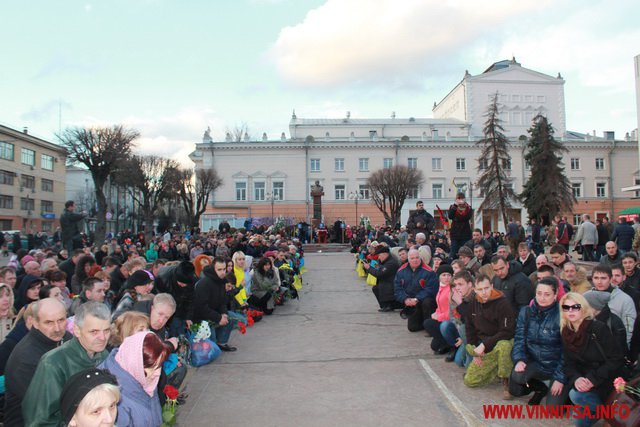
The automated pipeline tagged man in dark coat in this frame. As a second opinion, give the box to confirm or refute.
[364,246,401,312]
[406,201,435,239]
[193,257,236,352]
[491,256,535,311]
[394,249,439,332]
[4,298,72,427]
[447,193,473,259]
[58,248,83,292]
[154,261,196,337]
[60,200,86,253]
[611,218,635,253]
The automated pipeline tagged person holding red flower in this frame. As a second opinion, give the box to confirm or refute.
[393,249,438,332]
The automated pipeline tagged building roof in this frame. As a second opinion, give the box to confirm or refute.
[0,123,67,155]
[289,117,466,126]
[482,57,521,74]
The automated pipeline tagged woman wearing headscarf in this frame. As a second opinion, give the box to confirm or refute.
[98,331,172,427]
[0,283,16,343]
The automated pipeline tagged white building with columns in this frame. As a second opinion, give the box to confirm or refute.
[190,59,638,232]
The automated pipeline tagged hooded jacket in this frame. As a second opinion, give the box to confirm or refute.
[193,265,228,324]
[99,346,163,427]
[492,261,534,311]
[155,262,196,320]
[466,289,516,353]
[512,302,566,384]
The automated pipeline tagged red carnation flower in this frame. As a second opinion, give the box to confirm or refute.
[419,279,426,288]
[247,316,255,327]
[238,322,247,334]
[163,385,179,401]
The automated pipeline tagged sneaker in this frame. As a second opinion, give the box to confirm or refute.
[444,348,457,363]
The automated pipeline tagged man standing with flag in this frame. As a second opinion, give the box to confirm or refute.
[448,192,473,259]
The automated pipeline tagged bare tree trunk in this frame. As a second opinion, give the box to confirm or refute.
[94,178,108,243]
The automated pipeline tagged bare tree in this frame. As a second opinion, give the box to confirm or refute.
[58,125,138,242]
[113,155,180,244]
[476,93,517,227]
[226,122,251,142]
[367,165,424,227]
[177,168,223,229]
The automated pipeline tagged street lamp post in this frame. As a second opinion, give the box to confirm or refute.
[266,192,279,225]
[348,191,364,227]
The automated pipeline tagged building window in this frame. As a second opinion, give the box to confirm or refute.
[432,183,443,199]
[635,178,640,198]
[0,195,12,209]
[272,181,284,200]
[478,159,488,170]
[573,214,582,225]
[525,160,531,171]
[537,96,546,103]
[310,159,320,172]
[21,148,35,166]
[20,197,34,211]
[41,154,54,171]
[456,158,466,171]
[42,178,54,192]
[502,159,512,170]
[334,158,344,172]
[359,158,369,172]
[0,142,14,161]
[254,181,266,201]
[0,170,14,185]
[596,182,607,198]
[595,158,605,170]
[358,184,370,199]
[383,158,393,169]
[235,182,247,201]
[570,158,580,170]
[571,182,582,198]
[432,158,442,171]
[408,158,417,169]
[408,186,419,199]
[335,184,345,200]
[21,174,35,190]
[41,200,53,214]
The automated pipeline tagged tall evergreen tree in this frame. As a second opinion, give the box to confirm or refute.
[476,93,517,228]
[520,114,575,222]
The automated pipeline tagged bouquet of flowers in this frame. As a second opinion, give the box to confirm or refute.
[161,385,179,426]
[613,377,640,399]
[190,321,212,343]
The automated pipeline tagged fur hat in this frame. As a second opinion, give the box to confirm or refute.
[457,246,474,258]
[174,261,196,286]
[125,270,153,289]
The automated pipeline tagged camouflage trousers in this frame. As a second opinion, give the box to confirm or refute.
[463,340,514,388]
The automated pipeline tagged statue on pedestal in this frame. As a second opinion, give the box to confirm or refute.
[310,180,324,220]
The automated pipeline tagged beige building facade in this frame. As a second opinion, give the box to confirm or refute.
[0,124,67,233]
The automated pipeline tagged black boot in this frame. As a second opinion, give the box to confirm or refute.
[444,348,457,363]
[527,379,549,406]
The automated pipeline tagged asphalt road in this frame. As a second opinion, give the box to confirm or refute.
[179,252,581,427]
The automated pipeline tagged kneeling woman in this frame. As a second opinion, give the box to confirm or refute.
[99,331,173,427]
[509,278,569,405]
[249,257,281,314]
[560,292,624,427]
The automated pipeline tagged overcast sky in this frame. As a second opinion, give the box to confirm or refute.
[1,0,638,165]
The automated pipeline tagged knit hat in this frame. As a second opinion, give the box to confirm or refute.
[20,255,35,266]
[60,368,118,424]
[125,270,153,289]
[583,290,610,311]
[174,261,196,286]
[436,264,454,277]
[457,246,474,258]
[435,243,448,252]
[432,253,447,262]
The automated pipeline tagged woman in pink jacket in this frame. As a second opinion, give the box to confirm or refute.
[422,264,453,355]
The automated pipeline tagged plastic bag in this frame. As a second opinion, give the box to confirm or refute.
[356,260,366,277]
[366,273,377,286]
[188,332,221,367]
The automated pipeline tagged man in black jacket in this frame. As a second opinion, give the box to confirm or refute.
[60,200,86,253]
[406,201,435,239]
[4,298,72,427]
[193,257,236,352]
[491,256,534,311]
[364,246,401,312]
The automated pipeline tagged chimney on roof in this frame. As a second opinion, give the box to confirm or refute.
[604,131,615,140]
[23,127,28,134]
